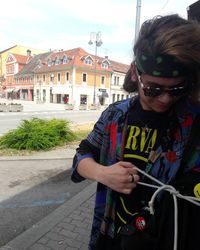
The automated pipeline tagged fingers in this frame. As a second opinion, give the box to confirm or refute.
[104,161,140,194]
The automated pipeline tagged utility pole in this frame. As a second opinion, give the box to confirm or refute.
[134,0,142,43]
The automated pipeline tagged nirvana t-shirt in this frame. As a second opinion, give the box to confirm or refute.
[115,100,173,228]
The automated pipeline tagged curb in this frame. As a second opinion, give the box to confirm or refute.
[0,182,96,250]
[0,157,72,161]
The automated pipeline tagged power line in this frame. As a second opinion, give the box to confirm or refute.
[158,0,170,14]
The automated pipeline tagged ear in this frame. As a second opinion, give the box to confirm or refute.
[130,62,137,82]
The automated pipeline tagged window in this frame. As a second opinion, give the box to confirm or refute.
[114,76,120,85]
[47,59,52,67]
[82,73,87,83]
[63,56,68,64]
[101,76,105,85]
[6,64,14,74]
[102,61,109,68]
[117,94,120,101]
[66,72,69,81]
[50,74,54,82]
[38,60,42,68]
[112,94,116,103]
[80,94,87,104]
[58,73,61,82]
[84,57,92,65]
[43,89,46,102]
[43,74,46,82]
[55,57,61,65]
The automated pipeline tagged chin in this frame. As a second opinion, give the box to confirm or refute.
[153,105,171,113]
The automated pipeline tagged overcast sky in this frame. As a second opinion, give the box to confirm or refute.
[0,0,196,64]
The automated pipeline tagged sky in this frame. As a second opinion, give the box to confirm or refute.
[0,0,197,64]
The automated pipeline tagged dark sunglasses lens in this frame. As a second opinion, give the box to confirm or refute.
[170,87,188,96]
[144,86,189,97]
[143,87,162,97]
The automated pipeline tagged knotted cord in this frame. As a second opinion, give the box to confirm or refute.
[135,167,200,250]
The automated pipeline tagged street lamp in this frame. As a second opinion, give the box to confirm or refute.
[88,31,103,105]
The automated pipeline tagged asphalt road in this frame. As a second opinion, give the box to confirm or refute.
[0,110,102,136]
[0,159,91,247]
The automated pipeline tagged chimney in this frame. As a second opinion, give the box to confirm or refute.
[27,49,31,56]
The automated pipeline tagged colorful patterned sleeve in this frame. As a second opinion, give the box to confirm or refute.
[71,107,110,183]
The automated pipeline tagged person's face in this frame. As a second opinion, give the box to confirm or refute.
[137,73,188,113]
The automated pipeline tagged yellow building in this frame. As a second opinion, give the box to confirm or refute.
[0,45,46,83]
[8,47,129,108]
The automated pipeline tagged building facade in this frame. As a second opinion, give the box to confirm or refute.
[0,45,46,98]
[4,47,130,108]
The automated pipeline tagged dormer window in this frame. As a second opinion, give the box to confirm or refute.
[47,59,52,67]
[84,56,93,65]
[38,60,42,68]
[85,58,92,65]
[63,56,68,64]
[102,61,109,69]
[55,57,61,65]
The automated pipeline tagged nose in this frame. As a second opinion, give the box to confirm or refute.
[157,92,174,103]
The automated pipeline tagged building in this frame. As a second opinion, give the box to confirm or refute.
[109,60,130,103]
[5,47,129,108]
[4,53,32,99]
[0,45,46,97]
[14,52,52,101]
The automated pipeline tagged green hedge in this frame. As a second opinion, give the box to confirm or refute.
[0,118,76,151]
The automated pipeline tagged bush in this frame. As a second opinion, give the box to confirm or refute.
[0,118,76,151]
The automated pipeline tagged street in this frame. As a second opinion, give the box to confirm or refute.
[0,158,92,247]
[0,109,102,136]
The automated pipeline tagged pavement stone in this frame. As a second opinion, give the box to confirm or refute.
[0,99,97,250]
[0,182,96,250]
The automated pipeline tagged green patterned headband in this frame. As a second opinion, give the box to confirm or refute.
[135,51,190,77]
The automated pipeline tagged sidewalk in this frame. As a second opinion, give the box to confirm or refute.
[0,183,96,250]
[0,147,96,250]
[0,98,67,112]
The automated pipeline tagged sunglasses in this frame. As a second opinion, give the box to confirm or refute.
[136,69,190,97]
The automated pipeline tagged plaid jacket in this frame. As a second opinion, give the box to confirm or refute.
[71,96,200,249]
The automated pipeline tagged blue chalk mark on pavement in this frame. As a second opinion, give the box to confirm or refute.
[0,192,71,209]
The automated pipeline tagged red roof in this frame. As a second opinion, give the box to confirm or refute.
[34,47,129,74]
[12,53,32,64]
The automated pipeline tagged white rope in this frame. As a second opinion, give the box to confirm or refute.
[134,167,200,250]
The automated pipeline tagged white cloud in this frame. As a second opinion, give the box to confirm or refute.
[51,0,134,26]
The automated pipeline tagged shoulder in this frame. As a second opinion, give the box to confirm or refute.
[175,99,200,118]
[102,95,138,116]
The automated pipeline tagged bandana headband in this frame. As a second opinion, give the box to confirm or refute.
[135,51,190,77]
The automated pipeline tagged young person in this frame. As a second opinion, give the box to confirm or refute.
[71,14,200,250]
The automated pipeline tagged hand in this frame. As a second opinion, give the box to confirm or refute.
[98,161,140,194]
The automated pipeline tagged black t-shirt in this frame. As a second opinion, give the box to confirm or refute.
[115,100,172,228]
